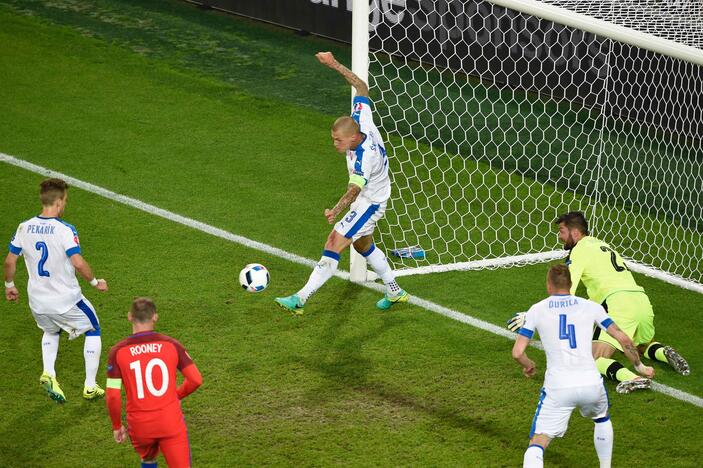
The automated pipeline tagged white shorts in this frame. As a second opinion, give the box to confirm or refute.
[334,198,386,240]
[530,382,609,438]
[32,296,101,340]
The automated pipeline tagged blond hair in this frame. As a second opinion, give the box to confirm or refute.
[332,116,360,135]
[547,264,572,290]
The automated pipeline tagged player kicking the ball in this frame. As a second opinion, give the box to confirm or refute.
[275,52,408,315]
[107,298,202,468]
[513,265,654,468]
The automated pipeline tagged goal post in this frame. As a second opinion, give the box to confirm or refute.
[349,0,372,282]
[352,0,703,291]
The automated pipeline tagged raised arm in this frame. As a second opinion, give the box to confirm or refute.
[316,52,369,97]
[605,323,655,378]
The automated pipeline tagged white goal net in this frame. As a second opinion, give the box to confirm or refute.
[364,0,703,290]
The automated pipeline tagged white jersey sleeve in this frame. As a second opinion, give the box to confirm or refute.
[58,220,82,257]
[346,96,392,204]
[592,304,614,331]
[518,305,538,339]
[351,95,375,133]
[8,225,22,256]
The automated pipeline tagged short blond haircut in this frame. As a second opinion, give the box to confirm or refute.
[547,264,572,290]
[332,116,360,135]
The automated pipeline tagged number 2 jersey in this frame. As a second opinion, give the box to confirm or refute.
[519,295,614,389]
[8,216,83,315]
[567,236,644,304]
[106,331,202,437]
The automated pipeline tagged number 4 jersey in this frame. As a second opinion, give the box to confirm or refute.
[8,216,83,315]
[519,295,614,389]
[106,331,200,436]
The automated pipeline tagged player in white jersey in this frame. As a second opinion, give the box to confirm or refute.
[512,265,654,468]
[275,52,408,314]
[4,178,109,403]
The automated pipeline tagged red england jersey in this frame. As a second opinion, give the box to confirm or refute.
[107,331,194,436]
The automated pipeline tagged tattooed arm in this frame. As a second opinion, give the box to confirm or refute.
[606,323,655,378]
[315,52,369,97]
[325,184,362,224]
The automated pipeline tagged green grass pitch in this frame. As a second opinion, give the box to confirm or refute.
[0,1,701,466]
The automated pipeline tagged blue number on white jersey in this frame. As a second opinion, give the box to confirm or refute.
[558,314,576,349]
[35,241,51,277]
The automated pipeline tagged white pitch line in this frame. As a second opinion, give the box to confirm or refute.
[2,152,701,409]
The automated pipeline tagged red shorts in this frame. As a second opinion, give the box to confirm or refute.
[129,428,191,467]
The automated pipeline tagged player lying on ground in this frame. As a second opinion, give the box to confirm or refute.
[107,298,202,468]
[275,51,408,315]
[4,178,108,403]
[513,264,654,468]
[556,211,689,392]
[509,211,690,393]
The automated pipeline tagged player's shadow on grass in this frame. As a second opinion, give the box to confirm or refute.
[294,283,513,444]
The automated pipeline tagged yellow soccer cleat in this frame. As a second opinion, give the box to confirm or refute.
[39,373,66,404]
[83,383,106,400]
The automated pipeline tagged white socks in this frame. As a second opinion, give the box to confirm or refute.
[594,418,613,468]
[362,244,401,295]
[41,332,60,377]
[40,331,101,388]
[298,250,340,304]
[523,444,544,468]
[84,335,102,388]
[521,418,611,468]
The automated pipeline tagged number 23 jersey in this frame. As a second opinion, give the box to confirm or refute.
[567,236,644,304]
[106,331,194,433]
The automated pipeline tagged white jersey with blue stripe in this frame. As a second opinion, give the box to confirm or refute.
[8,216,84,315]
[347,96,391,204]
[519,295,613,389]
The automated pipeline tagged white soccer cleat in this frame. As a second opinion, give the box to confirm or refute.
[616,377,652,394]
[663,346,690,376]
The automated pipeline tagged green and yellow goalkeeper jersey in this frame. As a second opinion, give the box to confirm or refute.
[567,236,644,304]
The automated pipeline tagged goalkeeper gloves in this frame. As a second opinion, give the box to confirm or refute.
[507,312,526,333]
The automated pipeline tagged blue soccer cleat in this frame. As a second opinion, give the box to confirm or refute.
[376,289,409,310]
[275,294,304,315]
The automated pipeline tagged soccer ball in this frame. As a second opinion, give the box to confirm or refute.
[239,263,270,292]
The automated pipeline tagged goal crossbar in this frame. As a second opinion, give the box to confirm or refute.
[487,0,703,65]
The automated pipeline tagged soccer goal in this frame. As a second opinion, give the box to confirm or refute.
[349,0,703,294]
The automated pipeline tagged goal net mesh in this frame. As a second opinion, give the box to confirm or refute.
[368,0,703,285]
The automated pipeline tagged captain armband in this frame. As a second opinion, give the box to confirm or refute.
[106,378,122,390]
[349,174,367,188]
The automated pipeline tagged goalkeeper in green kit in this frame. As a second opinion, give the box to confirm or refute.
[509,211,689,394]
[555,212,689,393]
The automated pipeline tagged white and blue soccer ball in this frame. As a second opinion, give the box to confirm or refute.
[239,263,270,292]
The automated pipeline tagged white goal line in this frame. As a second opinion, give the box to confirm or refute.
[391,252,703,295]
[1,152,701,409]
